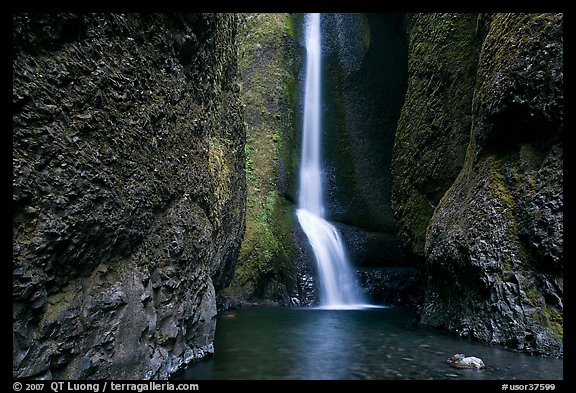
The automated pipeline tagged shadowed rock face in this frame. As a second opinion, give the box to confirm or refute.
[13,13,246,379]
[399,13,563,356]
[321,13,409,268]
[392,14,479,261]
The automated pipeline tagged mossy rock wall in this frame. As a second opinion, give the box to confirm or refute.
[13,13,246,379]
[391,13,480,259]
[220,13,314,308]
[417,13,563,356]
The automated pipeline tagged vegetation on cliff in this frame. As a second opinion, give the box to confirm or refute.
[219,13,302,307]
[392,13,479,259]
[13,13,246,379]
[393,13,563,356]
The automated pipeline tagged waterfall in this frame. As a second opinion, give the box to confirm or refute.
[296,13,366,309]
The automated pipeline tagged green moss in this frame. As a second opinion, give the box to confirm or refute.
[416,195,435,232]
[230,13,299,303]
[244,142,254,181]
[392,13,479,257]
[208,136,232,213]
[524,285,542,307]
[544,305,563,339]
[411,192,435,255]
[362,17,371,49]
[14,216,39,246]
[44,287,76,322]
[289,13,304,45]
[486,155,515,209]
[236,190,294,294]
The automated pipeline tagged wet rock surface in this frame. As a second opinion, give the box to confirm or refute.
[321,13,409,267]
[13,13,246,379]
[391,13,479,259]
[357,267,423,307]
[420,14,563,356]
[447,354,485,369]
[216,14,304,309]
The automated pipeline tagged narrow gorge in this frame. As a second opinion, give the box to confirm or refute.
[13,12,563,380]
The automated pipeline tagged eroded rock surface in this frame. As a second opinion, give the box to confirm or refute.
[13,13,246,379]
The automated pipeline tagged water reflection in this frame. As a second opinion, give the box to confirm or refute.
[176,307,563,380]
[297,310,356,379]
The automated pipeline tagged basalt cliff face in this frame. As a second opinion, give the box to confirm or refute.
[321,14,409,269]
[393,13,563,356]
[13,13,246,379]
[218,14,310,309]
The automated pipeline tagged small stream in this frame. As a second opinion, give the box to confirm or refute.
[176,306,563,380]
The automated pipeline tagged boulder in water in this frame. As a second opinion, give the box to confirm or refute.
[446,354,485,369]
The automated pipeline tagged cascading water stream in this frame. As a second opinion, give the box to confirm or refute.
[296,13,366,309]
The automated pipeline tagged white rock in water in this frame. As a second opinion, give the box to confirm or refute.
[447,354,486,369]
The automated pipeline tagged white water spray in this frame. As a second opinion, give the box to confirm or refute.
[297,13,366,309]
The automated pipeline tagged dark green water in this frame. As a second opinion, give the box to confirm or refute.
[177,306,563,380]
